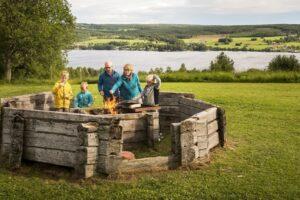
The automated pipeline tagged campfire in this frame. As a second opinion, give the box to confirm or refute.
[104,96,118,114]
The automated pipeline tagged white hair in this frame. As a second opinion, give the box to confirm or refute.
[146,74,154,82]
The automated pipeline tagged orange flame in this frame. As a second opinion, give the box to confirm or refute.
[104,97,118,114]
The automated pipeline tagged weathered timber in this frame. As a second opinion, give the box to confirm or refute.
[97,155,123,175]
[131,106,160,113]
[171,123,181,156]
[217,107,226,147]
[23,147,76,167]
[119,118,147,132]
[76,146,98,165]
[75,164,97,179]
[24,131,80,152]
[178,97,213,110]
[9,114,25,169]
[207,120,218,135]
[208,131,220,150]
[122,131,147,143]
[118,155,177,173]
[98,140,122,156]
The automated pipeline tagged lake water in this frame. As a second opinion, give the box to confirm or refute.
[67,50,300,72]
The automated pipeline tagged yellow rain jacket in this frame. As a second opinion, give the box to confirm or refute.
[52,81,73,109]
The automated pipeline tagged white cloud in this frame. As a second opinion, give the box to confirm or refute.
[68,0,300,24]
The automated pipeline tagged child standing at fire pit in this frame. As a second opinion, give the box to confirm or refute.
[141,74,161,106]
[52,70,73,112]
[74,82,94,108]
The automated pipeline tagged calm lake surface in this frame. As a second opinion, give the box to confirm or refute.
[67,50,300,72]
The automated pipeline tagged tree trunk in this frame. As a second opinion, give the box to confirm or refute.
[4,57,12,82]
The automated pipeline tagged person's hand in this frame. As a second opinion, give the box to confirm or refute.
[100,91,104,96]
[109,90,113,94]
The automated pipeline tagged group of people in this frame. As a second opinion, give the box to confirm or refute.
[52,61,161,111]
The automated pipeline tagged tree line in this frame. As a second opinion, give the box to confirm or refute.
[0,0,76,82]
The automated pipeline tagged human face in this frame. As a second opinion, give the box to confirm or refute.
[123,68,131,76]
[81,83,88,92]
[105,62,113,74]
[61,75,68,83]
[147,80,153,86]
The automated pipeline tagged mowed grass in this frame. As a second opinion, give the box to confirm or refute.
[183,35,300,50]
[0,83,299,199]
[76,37,165,46]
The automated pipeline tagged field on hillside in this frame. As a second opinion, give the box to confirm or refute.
[0,83,299,199]
[75,35,300,52]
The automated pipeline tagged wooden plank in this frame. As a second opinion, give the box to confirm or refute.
[192,107,217,123]
[119,155,177,173]
[9,115,25,169]
[98,140,122,156]
[159,97,179,106]
[83,132,99,147]
[75,164,97,178]
[208,131,219,150]
[34,120,79,136]
[77,147,98,165]
[1,143,11,158]
[23,147,76,167]
[179,97,213,110]
[159,106,179,114]
[131,106,160,113]
[160,92,195,99]
[171,123,181,155]
[24,131,80,152]
[119,119,147,132]
[208,120,218,135]
[180,105,202,116]
[217,107,226,147]
[3,107,113,124]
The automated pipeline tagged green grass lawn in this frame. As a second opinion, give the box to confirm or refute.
[76,37,165,46]
[184,35,300,51]
[0,83,299,199]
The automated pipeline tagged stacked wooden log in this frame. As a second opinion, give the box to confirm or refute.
[158,92,195,134]
[0,92,54,110]
[170,96,226,167]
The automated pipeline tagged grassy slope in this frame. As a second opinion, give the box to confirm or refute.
[184,36,300,50]
[77,35,300,51]
[0,83,299,199]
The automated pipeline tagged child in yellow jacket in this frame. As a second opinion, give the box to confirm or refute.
[52,70,73,112]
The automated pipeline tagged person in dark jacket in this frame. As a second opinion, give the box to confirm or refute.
[110,64,142,102]
[98,61,120,101]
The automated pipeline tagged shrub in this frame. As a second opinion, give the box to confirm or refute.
[268,55,300,71]
[218,38,233,43]
[210,52,235,72]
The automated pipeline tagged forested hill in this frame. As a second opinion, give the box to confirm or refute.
[76,24,300,41]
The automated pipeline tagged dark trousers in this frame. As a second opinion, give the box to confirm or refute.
[154,88,159,105]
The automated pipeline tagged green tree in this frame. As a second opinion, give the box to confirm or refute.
[179,63,187,72]
[268,55,300,71]
[165,66,172,73]
[210,52,235,72]
[0,0,75,82]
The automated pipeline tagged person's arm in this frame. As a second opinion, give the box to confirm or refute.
[153,74,161,89]
[98,74,104,92]
[88,93,94,106]
[52,82,60,95]
[111,78,123,93]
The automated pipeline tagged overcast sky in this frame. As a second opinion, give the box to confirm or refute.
[68,0,300,25]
